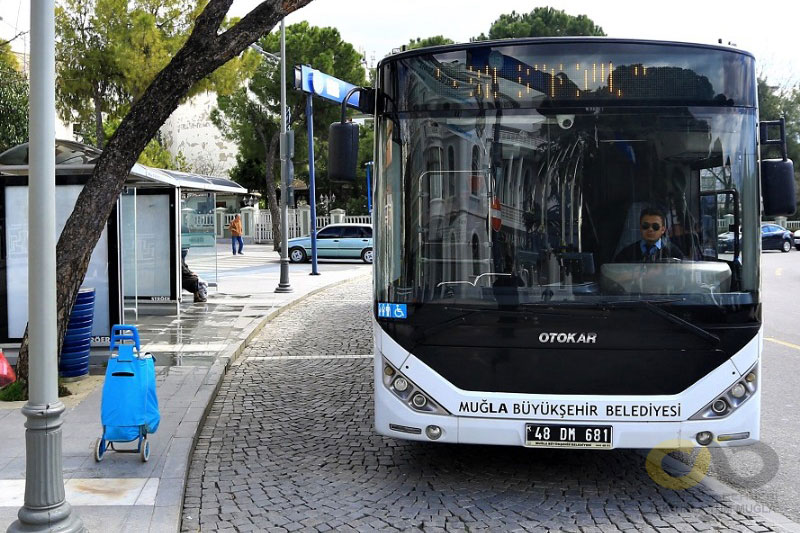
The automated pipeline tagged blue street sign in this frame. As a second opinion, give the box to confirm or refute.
[377,303,408,320]
[294,64,360,107]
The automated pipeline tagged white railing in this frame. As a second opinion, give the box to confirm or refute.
[191,213,214,227]
[255,210,303,243]
[253,210,372,243]
[345,215,372,224]
[720,219,800,231]
[253,210,798,244]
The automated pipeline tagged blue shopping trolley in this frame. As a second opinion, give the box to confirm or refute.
[94,324,160,462]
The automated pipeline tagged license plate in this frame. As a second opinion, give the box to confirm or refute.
[525,423,613,449]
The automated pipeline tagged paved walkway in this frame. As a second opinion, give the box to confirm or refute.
[0,245,370,532]
[183,279,800,533]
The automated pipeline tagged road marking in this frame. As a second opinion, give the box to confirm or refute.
[247,355,373,360]
[765,337,800,351]
[775,268,783,277]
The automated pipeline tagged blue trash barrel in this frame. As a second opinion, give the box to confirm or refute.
[59,288,95,379]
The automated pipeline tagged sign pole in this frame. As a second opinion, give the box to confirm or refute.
[366,162,373,213]
[306,94,319,275]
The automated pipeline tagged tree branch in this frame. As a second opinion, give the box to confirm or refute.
[0,30,29,48]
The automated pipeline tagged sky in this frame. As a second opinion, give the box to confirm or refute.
[2,0,800,86]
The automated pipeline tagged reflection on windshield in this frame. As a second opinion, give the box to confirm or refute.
[375,107,759,308]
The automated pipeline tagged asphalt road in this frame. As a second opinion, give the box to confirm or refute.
[704,249,800,521]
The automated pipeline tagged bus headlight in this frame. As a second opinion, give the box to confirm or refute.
[730,383,747,399]
[711,399,728,415]
[393,377,409,392]
[412,394,427,408]
[690,364,758,420]
[382,358,449,416]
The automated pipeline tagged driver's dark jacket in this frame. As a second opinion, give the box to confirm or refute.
[614,239,684,262]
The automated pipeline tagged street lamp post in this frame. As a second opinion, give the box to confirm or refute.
[9,3,84,531]
[275,18,292,293]
[250,26,292,293]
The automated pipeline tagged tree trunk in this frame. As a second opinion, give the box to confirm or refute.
[15,0,313,387]
[256,126,281,250]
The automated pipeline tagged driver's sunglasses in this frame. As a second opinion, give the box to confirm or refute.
[641,222,661,231]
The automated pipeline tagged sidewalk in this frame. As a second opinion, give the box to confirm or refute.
[0,244,371,532]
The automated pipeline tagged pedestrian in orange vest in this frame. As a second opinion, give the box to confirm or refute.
[228,214,244,255]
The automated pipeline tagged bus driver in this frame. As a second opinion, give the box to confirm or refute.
[614,207,684,262]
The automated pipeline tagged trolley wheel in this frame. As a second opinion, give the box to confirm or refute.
[140,438,151,462]
[94,438,106,462]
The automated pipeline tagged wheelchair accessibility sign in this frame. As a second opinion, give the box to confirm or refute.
[377,303,408,319]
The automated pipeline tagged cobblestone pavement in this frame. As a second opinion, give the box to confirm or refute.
[182,277,786,532]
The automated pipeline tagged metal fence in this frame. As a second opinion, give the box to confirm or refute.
[254,211,373,243]
[255,210,303,243]
[254,212,797,244]
[718,219,800,231]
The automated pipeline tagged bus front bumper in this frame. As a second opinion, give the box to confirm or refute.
[374,380,760,449]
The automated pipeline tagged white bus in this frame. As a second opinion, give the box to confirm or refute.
[333,38,796,449]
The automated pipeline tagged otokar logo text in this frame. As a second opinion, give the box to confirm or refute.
[538,332,597,344]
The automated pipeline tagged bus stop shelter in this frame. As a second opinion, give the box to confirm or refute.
[0,140,247,353]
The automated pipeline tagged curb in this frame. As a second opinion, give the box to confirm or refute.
[643,450,800,533]
[172,274,369,533]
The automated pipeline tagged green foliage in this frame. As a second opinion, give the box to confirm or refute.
[475,7,605,40]
[0,380,25,401]
[0,379,72,402]
[139,135,176,168]
[213,22,368,205]
[56,0,129,146]
[76,115,187,170]
[0,41,20,71]
[228,156,266,196]
[407,36,455,50]
[0,62,29,153]
[55,0,257,148]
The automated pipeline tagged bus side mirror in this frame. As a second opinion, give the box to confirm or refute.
[761,158,796,217]
[328,121,359,182]
[760,117,796,217]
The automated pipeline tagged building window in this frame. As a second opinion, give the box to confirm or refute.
[447,146,455,198]
[471,146,481,196]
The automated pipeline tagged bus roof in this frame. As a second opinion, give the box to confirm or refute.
[379,37,754,68]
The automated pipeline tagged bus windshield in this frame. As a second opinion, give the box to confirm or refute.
[374,43,760,311]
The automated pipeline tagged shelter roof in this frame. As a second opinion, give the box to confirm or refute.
[0,140,246,194]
